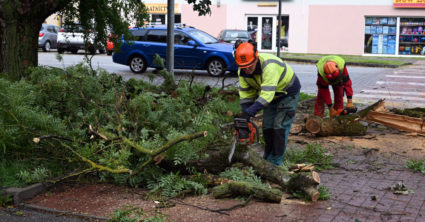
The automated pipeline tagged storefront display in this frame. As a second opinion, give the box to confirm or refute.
[399,18,425,55]
[364,17,397,55]
[364,16,425,56]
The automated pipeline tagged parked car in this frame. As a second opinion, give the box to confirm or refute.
[38,24,59,52]
[112,26,238,76]
[217,29,251,44]
[57,24,104,54]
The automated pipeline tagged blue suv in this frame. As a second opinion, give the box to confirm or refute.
[112,26,238,76]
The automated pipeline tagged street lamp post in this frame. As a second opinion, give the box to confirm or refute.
[277,0,282,58]
[166,0,175,77]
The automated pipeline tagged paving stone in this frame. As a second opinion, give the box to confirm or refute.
[316,214,335,222]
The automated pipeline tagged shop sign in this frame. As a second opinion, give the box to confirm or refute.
[393,0,425,8]
[145,3,179,14]
[258,3,277,7]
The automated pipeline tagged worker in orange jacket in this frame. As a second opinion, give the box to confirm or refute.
[314,55,355,117]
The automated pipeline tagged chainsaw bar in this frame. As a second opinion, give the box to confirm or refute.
[228,136,237,163]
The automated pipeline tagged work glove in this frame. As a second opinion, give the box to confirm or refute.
[346,100,356,111]
[345,100,354,109]
[329,107,337,118]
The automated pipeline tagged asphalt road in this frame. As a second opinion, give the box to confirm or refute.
[37,51,392,96]
[38,51,425,108]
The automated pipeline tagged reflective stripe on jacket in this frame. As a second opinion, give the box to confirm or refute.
[238,53,295,107]
[316,55,346,84]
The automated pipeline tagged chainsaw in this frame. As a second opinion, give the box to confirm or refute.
[340,106,358,115]
[228,117,259,163]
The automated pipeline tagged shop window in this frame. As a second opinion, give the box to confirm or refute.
[247,17,258,42]
[399,18,425,55]
[150,14,181,25]
[261,17,273,50]
[364,17,397,55]
[276,16,289,48]
[151,14,165,25]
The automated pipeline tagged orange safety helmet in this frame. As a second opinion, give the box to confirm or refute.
[234,41,258,68]
[323,61,340,79]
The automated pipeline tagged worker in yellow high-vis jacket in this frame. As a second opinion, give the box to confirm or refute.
[234,40,301,166]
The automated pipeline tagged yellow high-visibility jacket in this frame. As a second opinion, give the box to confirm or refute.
[238,53,295,107]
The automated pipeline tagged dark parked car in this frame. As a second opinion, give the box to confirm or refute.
[217,29,251,44]
[38,24,59,52]
[112,26,238,76]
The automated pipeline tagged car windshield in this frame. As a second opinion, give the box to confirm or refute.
[224,31,250,40]
[63,24,85,33]
[187,29,218,44]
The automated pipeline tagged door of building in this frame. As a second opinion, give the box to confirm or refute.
[247,15,289,52]
[247,15,276,51]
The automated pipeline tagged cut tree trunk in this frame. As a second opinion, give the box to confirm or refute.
[366,111,425,134]
[365,100,425,134]
[305,115,367,136]
[212,181,283,203]
[304,99,386,136]
[192,143,321,202]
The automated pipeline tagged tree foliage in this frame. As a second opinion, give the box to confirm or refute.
[0,64,238,189]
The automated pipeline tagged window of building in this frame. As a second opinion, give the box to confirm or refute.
[364,17,397,55]
[399,18,425,55]
[364,16,425,56]
[149,14,181,25]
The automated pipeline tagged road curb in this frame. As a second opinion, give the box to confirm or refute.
[2,183,51,206]
[21,203,109,222]
[281,57,412,68]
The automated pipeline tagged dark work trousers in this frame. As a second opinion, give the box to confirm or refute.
[262,91,300,166]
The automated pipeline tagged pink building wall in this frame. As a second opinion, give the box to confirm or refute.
[308,5,425,55]
[181,5,227,37]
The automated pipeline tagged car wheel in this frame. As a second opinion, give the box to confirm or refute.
[57,48,65,54]
[129,55,147,74]
[88,47,96,55]
[71,49,78,54]
[207,58,226,76]
[43,41,51,52]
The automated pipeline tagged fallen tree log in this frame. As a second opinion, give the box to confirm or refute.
[212,181,283,203]
[191,143,321,202]
[365,100,425,134]
[305,115,367,136]
[304,99,386,136]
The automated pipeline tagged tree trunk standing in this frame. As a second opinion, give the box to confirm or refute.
[0,0,68,81]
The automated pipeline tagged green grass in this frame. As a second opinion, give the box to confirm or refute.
[283,143,333,171]
[318,185,331,200]
[276,52,422,67]
[299,92,315,102]
[405,159,425,173]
